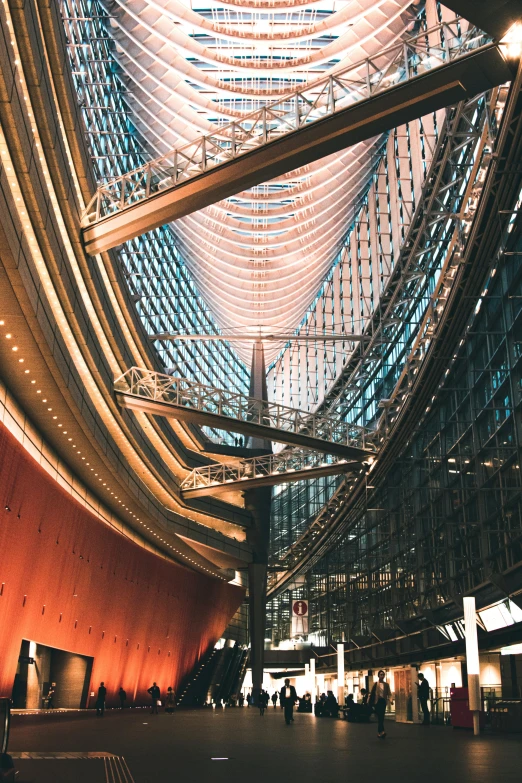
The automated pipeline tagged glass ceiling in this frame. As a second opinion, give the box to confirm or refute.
[96,0,422,364]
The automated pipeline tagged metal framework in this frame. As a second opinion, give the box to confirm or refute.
[303,225,522,645]
[61,0,250,402]
[56,0,522,664]
[268,62,522,648]
[80,19,509,255]
[268,82,509,593]
[181,450,366,499]
[114,367,377,458]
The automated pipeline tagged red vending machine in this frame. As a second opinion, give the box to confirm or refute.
[450,687,486,729]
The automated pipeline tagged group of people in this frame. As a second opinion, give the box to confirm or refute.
[276,671,393,736]
[92,669,430,737]
[315,690,340,717]
[240,670,430,739]
[94,681,177,716]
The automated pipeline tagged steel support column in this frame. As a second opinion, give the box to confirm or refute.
[246,342,272,705]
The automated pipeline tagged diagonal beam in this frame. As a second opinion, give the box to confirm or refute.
[441,1,521,40]
[82,22,515,255]
[114,367,376,459]
[181,452,367,499]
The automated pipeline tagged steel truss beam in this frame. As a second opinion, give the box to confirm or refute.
[114,367,377,459]
[181,451,367,499]
[81,20,514,254]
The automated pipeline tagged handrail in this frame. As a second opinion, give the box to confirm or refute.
[181,450,365,493]
[114,367,378,453]
[81,19,492,227]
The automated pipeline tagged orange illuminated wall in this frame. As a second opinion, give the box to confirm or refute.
[0,423,244,705]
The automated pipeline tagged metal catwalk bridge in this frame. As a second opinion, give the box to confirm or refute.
[180,451,366,499]
[114,367,377,460]
[81,20,513,255]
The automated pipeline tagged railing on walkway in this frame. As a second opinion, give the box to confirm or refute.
[181,450,365,495]
[114,367,377,454]
[81,19,491,227]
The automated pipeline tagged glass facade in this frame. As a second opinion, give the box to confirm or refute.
[59,0,522,655]
[61,0,249,395]
[268,84,521,643]
[303,230,522,645]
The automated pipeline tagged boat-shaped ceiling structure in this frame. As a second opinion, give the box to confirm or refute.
[107,0,423,362]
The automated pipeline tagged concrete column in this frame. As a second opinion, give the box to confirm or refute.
[464,597,481,735]
[245,341,272,707]
[248,562,268,704]
[337,643,344,707]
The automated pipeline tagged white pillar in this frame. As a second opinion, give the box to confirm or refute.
[310,657,316,705]
[337,643,344,707]
[463,596,481,736]
[304,662,309,695]
[411,666,420,724]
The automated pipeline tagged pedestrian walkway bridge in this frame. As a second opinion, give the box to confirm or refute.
[81,19,513,254]
[181,450,366,499]
[114,367,377,460]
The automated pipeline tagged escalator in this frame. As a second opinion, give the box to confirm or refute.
[176,648,220,707]
[177,644,249,707]
[212,645,247,705]
[208,646,236,705]
[227,648,249,702]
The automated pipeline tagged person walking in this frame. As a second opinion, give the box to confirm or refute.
[119,687,126,709]
[246,692,251,708]
[271,691,278,708]
[259,690,270,716]
[96,682,107,717]
[147,682,161,715]
[165,687,176,714]
[46,683,56,709]
[280,678,298,725]
[368,670,391,738]
[417,673,430,725]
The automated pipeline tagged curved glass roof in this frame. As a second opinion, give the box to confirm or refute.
[105,0,422,362]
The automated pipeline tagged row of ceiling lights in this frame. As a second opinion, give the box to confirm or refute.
[0,317,226,579]
[1,1,229,581]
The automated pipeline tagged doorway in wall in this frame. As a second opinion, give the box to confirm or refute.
[12,640,93,709]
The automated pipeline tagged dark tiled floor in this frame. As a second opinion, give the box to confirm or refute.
[8,707,522,783]
[11,758,106,783]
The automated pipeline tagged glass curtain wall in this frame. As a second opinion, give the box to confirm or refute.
[60,0,249,394]
[270,216,522,645]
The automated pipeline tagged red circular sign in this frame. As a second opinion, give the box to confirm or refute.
[293,600,308,616]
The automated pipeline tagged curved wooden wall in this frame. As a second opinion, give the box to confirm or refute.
[0,423,244,705]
